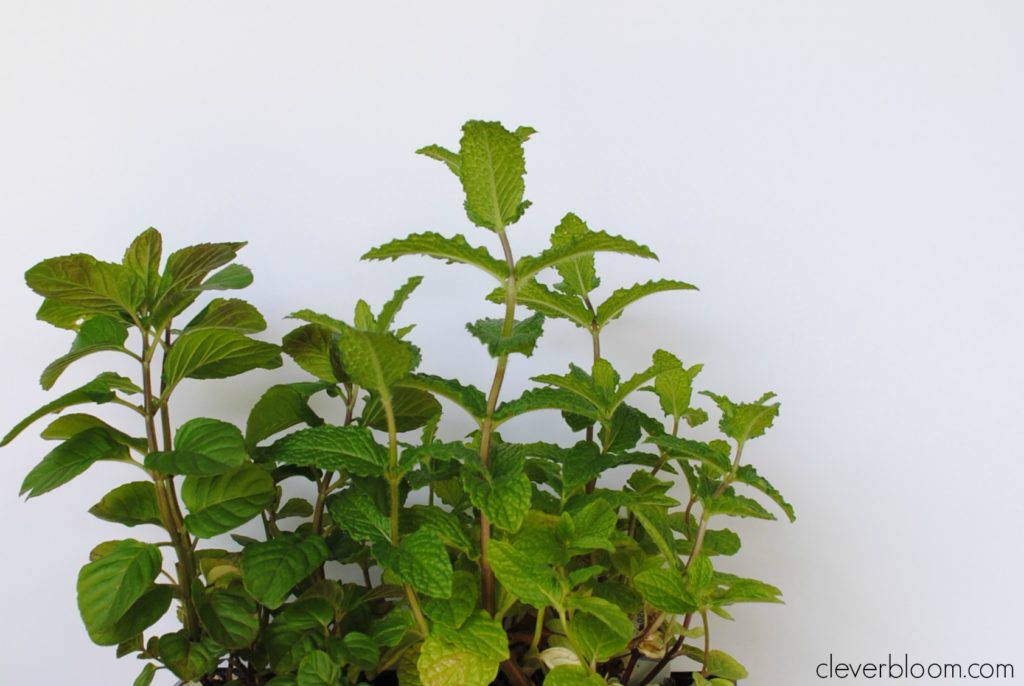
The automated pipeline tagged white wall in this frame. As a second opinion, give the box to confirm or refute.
[1,2,1022,684]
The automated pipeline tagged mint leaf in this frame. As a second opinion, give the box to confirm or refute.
[466,312,545,357]
[595,278,697,328]
[458,120,530,231]
[241,534,330,609]
[362,232,507,280]
[271,424,387,477]
[633,566,698,614]
[701,390,780,443]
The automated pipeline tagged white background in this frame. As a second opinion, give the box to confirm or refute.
[2,2,1023,684]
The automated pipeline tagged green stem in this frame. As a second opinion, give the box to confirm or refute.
[479,228,518,616]
[530,608,546,653]
[383,394,429,635]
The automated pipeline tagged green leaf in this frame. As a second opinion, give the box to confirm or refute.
[633,566,698,614]
[183,298,267,334]
[193,584,260,649]
[418,635,500,686]
[327,482,392,544]
[493,387,600,426]
[133,663,158,686]
[271,424,387,477]
[488,539,563,609]
[465,472,531,533]
[595,279,697,328]
[734,464,795,522]
[245,382,327,449]
[362,386,442,432]
[466,312,545,357]
[297,650,340,686]
[163,329,281,389]
[145,418,248,476]
[678,648,749,681]
[277,497,315,519]
[335,631,380,671]
[398,374,487,420]
[200,263,253,290]
[423,570,478,627]
[649,360,703,420]
[1,372,139,447]
[701,391,780,444]
[611,350,682,410]
[704,493,776,520]
[567,595,634,660]
[151,240,246,327]
[545,665,606,686]
[77,539,161,635]
[515,227,657,282]
[458,119,530,230]
[567,500,617,552]
[429,612,509,663]
[629,504,678,562]
[491,279,592,328]
[416,144,461,175]
[156,633,222,681]
[122,228,162,306]
[88,585,173,646]
[319,323,420,393]
[362,232,507,280]
[181,465,276,537]
[25,253,144,316]
[21,427,129,498]
[40,315,130,390]
[241,534,330,609]
[549,213,599,297]
[647,434,731,475]
[407,505,476,555]
[89,481,161,527]
[396,528,454,599]
[377,275,424,332]
[716,576,783,606]
[39,413,146,450]
[282,323,343,383]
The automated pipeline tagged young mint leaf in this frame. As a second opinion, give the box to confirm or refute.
[515,227,656,282]
[633,566,698,615]
[397,373,487,421]
[458,120,531,231]
[466,312,545,357]
[122,227,162,306]
[734,464,796,522]
[488,539,563,609]
[270,424,387,477]
[396,528,454,599]
[88,482,161,527]
[376,275,424,332]
[595,278,697,328]
[703,493,777,520]
[362,232,507,280]
[489,279,592,328]
[701,390,780,443]
[199,263,253,291]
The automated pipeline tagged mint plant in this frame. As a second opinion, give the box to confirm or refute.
[3,120,794,686]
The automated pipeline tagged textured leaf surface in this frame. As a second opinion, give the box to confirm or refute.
[735,464,795,522]
[152,241,245,326]
[465,472,531,533]
[516,230,656,281]
[488,539,562,608]
[466,313,545,357]
[163,329,281,388]
[493,279,591,328]
[362,386,442,432]
[396,528,453,599]
[595,279,697,328]
[184,298,267,334]
[545,665,606,686]
[362,232,507,280]
[241,534,330,609]
[89,481,161,527]
[458,120,530,230]
[271,424,387,477]
[181,465,276,537]
[633,567,698,614]
[701,391,780,443]
[26,253,143,315]
[40,315,130,390]
[156,633,221,681]
[296,650,340,686]
[282,323,342,383]
[245,382,326,448]
[327,482,392,544]
[145,417,248,475]
[194,585,260,649]
[77,539,161,635]
[399,374,487,419]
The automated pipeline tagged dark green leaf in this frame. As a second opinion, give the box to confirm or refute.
[77,539,161,635]
[145,418,248,476]
[181,465,276,537]
[40,315,130,390]
[194,584,260,649]
[362,386,442,432]
[397,374,487,420]
[156,633,222,681]
[241,534,330,609]
[152,241,245,327]
[163,329,281,389]
[245,382,327,449]
[282,323,343,383]
[734,464,795,522]
[395,528,453,599]
[122,228,162,306]
[89,481,162,527]
[327,482,391,544]
[21,427,129,498]
[183,298,267,334]
[271,424,387,477]
[25,253,144,316]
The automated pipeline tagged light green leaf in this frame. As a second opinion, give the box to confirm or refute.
[336,631,380,671]
[396,528,453,599]
[488,539,563,609]
[398,374,487,420]
[1,372,139,447]
[416,144,460,175]
[545,665,606,686]
[199,263,253,291]
[323,324,419,393]
[629,504,678,562]
[163,329,281,389]
[245,382,327,449]
[567,595,633,660]
[181,465,276,538]
[610,350,681,410]
[25,253,144,316]
[133,663,158,686]
[458,119,530,231]
[515,228,656,282]
[183,298,267,334]
[297,650,340,686]
[549,213,599,297]
[633,567,698,615]
[40,413,146,451]
[429,611,509,662]
[647,434,731,475]
[466,312,545,357]
[567,500,616,552]
[89,481,161,527]
[649,359,703,421]
[423,570,478,627]
[40,315,130,390]
[678,647,749,681]
[88,585,173,646]
[716,577,783,606]
[490,279,592,328]
[734,464,795,522]
[362,386,442,432]
[77,539,161,635]
[417,635,499,686]
[21,427,129,498]
[595,279,697,328]
[493,387,600,426]
[701,391,780,444]
[704,493,776,520]
[270,424,387,477]
[362,232,507,280]
[241,534,330,609]
[377,275,424,332]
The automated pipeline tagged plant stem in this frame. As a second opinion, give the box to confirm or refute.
[583,304,601,493]
[383,395,429,635]
[530,608,546,653]
[478,228,518,616]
